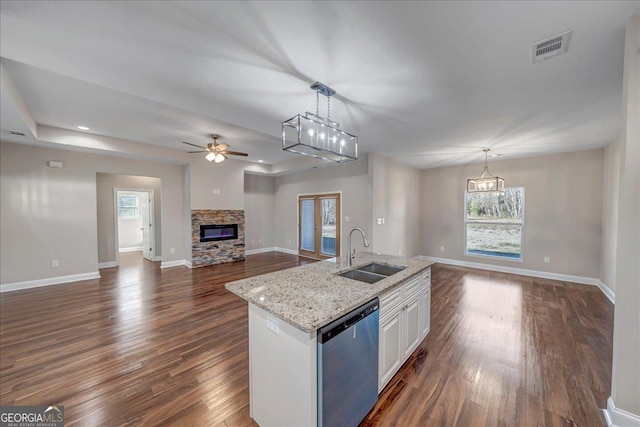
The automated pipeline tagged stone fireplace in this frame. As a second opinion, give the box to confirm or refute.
[191,210,244,267]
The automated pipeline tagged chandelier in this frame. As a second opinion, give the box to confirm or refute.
[467,148,505,192]
[282,81,358,163]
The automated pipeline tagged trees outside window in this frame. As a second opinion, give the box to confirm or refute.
[465,187,524,259]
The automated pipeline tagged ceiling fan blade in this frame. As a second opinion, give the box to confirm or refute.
[187,150,209,153]
[223,150,249,157]
[182,141,207,149]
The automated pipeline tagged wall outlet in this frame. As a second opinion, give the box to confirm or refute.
[289,239,292,244]
[544,256,550,263]
[377,218,382,225]
[440,246,445,252]
[398,249,402,256]
[251,240,255,245]
[382,218,385,224]
[267,315,280,335]
[212,189,221,195]
[259,239,262,244]
[51,260,59,268]
[344,216,350,222]
[170,248,175,254]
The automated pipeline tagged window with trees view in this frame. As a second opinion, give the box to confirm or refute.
[465,187,524,260]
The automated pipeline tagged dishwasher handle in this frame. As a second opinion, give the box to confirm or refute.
[318,298,379,344]
[344,312,365,329]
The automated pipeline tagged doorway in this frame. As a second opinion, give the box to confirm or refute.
[115,189,155,261]
[298,193,341,259]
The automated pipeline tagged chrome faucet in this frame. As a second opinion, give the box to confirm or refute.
[347,227,370,266]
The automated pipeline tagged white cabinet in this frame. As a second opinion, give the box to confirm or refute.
[419,284,431,338]
[378,267,431,393]
[403,293,421,359]
[419,268,431,338]
[379,310,402,388]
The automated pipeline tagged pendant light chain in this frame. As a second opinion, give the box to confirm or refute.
[327,96,331,121]
[316,92,320,116]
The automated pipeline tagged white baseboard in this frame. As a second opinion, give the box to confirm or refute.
[275,247,298,255]
[119,246,143,253]
[597,280,616,304]
[98,261,118,269]
[246,247,277,255]
[604,396,640,427]
[427,256,612,297]
[160,259,190,269]
[184,260,192,269]
[0,271,101,293]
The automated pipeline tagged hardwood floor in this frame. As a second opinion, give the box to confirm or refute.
[0,253,613,426]
[362,264,613,427]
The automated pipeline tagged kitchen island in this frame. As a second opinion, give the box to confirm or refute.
[226,253,433,426]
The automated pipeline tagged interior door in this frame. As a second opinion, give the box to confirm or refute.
[140,192,153,261]
[298,193,340,259]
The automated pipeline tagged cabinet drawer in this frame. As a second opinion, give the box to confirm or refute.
[379,286,402,318]
[404,274,422,297]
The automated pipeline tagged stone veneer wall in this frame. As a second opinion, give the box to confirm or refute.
[191,210,245,267]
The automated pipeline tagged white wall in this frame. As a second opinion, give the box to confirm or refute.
[609,12,640,421]
[189,156,245,209]
[0,141,186,286]
[274,156,372,259]
[118,216,143,249]
[244,173,276,251]
[600,138,620,292]
[369,153,422,258]
[420,149,604,279]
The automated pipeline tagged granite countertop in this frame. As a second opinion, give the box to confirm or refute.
[225,252,434,332]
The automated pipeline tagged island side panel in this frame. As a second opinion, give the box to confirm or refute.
[249,303,317,426]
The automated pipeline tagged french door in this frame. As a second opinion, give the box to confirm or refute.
[298,193,341,259]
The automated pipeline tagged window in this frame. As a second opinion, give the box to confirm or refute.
[465,187,524,260]
[118,194,139,219]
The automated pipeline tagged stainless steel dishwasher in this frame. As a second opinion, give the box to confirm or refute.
[317,298,379,427]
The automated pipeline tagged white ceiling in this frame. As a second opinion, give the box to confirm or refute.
[1,1,637,170]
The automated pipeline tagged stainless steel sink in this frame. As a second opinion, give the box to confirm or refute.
[338,269,385,284]
[356,263,405,276]
[337,263,406,284]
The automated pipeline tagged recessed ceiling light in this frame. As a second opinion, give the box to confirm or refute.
[257,160,264,163]
[77,126,90,131]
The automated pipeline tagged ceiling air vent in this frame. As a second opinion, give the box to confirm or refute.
[8,130,26,136]
[531,30,572,63]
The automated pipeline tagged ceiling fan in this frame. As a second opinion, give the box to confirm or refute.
[182,134,248,163]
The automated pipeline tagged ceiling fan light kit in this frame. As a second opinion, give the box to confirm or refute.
[467,148,505,192]
[282,81,358,163]
[183,134,248,164]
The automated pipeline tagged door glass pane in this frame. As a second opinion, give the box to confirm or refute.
[320,198,337,256]
[300,199,315,251]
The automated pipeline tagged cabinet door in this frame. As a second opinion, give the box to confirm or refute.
[403,294,421,359]
[379,311,402,392]
[419,286,431,338]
